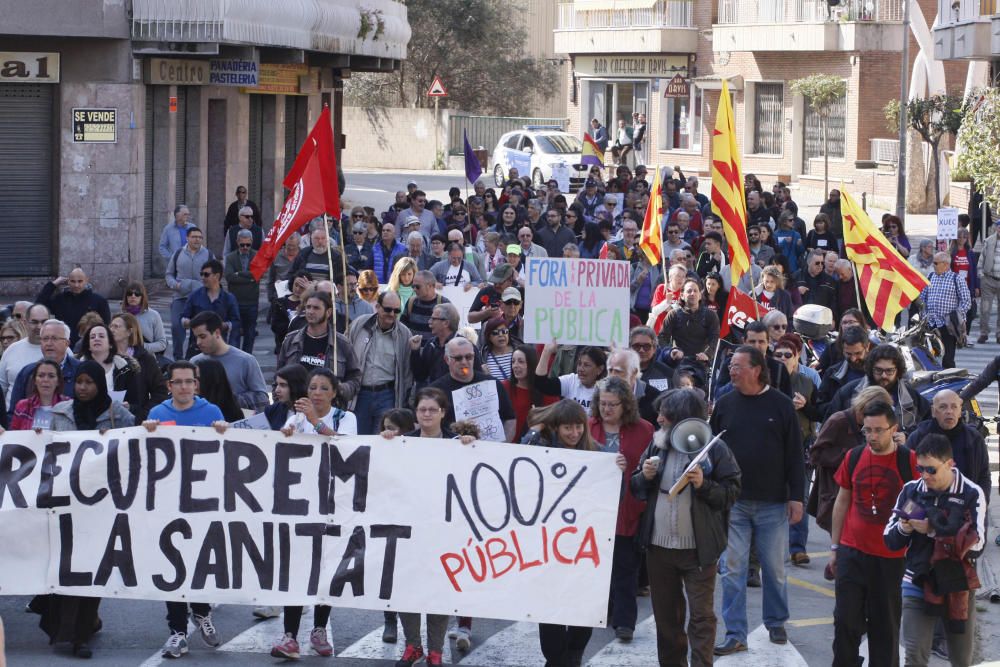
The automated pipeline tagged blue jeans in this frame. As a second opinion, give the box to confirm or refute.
[170,297,187,360]
[354,388,394,435]
[789,468,811,555]
[236,303,259,354]
[722,500,790,643]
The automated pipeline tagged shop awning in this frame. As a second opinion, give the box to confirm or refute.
[573,0,660,10]
[693,74,744,91]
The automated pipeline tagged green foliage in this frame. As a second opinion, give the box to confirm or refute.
[957,89,1000,209]
[789,75,847,116]
[345,0,558,115]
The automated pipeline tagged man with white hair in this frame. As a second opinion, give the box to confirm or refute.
[405,231,437,271]
[833,259,860,320]
[919,251,971,368]
[158,204,198,259]
[685,175,709,208]
[287,226,346,284]
[430,336,515,442]
[9,300,31,321]
[223,205,263,255]
[607,348,661,424]
[670,193,704,237]
[8,319,79,406]
[224,228,261,353]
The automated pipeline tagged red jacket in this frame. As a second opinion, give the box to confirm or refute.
[590,417,655,536]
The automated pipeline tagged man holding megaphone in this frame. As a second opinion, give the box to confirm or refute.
[630,388,741,667]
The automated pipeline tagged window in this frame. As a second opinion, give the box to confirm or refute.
[660,86,703,151]
[504,134,521,149]
[536,134,583,154]
[752,83,783,155]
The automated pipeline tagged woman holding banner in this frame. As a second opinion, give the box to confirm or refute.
[380,387,474,666]
[8,359,69,430]
[590,377,654,643]
[280,368,357,437]
[38,362,136,658]
[521,400,598,666]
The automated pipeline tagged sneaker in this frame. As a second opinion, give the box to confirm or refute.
[746,568,762,588]
[310,627,334,657]
[271,633,301,659]
[253,606,281,619]
[395,644,425,666]
[382,619,398,643]
[162,632,189,659]
[193,613,221,648]
[455,626,472,651]
[427,649,444,666]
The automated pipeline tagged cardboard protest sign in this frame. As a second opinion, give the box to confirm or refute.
[522,257,630,347]
[451,380,505,442]
[0,426,620,626]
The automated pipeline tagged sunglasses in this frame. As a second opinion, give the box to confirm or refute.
[359,287,377,293]
[381,307,401,314]
[770,324,787,330]
[0,335,16,343]
[503,299,520,305]
[915,465,938,475]
[238,243,252,248]
[490,329,509,336]
[126,290,142,297]
[352,213,366,218]
[773,351,794,359]
[200,271,215,277]
[631,343,653,352]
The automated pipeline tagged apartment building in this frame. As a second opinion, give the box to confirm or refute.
[0,0,409,292]
[555,0,963,200]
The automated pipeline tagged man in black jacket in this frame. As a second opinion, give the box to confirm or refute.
[35,268,111,347]
[903,390,991,502]
[631,388,741,667]
[795,249,837,310]
[816,326,870,418]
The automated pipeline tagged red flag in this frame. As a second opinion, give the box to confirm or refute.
[721,287,759,338]
[284,106,340,218]
[250,151,327,280]
[598,242,609,260]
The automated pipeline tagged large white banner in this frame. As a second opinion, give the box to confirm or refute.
[0,426,620,626]
[522,257,631,347]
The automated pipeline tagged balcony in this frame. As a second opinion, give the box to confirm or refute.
[554,0,697,54]
[713,0,905,52]
[932,0,996,59]
[131,0,410,61]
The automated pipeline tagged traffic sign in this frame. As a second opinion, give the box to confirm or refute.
[427,75,448,97]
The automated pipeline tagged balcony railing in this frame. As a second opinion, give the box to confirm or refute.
[871,138,932,168]
[557,0,694,29]
[716,0,902,24]
[940,0,997,22]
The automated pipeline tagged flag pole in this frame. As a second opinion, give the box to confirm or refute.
[324,213,338,376]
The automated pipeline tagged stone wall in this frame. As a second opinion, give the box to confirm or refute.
[341,106,448,170]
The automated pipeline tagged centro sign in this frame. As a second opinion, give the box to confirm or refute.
[0,52,59,83]
[145,58,208,85]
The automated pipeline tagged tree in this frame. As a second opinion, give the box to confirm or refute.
[790,75,847,198]
[884,94,965,210]
[956,88,1000,211]
[345,0,558,116]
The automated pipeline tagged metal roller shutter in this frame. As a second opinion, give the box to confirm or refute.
[144,90,155,277]
[0,84,54,276]
[175,86,187,206]
[248,95,263,210]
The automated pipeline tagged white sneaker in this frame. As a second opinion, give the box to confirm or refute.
[253,606,281,619]
[455,627,472,651]
[161,631,189,659]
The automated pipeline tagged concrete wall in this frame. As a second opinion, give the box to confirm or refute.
[341,106,448,170]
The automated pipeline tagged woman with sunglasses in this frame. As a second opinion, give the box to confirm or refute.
[121,281,167,356]
[357,270,380,306]
[0,319,26,357]
[480,317,514,381]
[380,387,474,666]
[108,312,168,420]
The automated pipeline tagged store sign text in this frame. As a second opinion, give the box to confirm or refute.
[0,52,60,83]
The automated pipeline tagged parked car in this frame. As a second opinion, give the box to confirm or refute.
[490,126,589,191]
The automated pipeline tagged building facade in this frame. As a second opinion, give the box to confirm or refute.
[0,0,409,293]
[555,0,964,202]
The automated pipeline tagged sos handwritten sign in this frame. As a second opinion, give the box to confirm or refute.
[523,257,630,346]
[452,380,505,441]
[0,426,620,626]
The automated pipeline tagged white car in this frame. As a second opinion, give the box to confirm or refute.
[489,126,590,191]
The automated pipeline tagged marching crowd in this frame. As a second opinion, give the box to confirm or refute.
[0,165,995,667]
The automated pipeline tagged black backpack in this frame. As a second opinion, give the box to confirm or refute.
[846,443,913,483]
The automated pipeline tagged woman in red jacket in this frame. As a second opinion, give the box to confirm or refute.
[589,376,655,642]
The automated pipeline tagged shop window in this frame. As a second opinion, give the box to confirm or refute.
[752,82,783,155]
[660,87,702,151]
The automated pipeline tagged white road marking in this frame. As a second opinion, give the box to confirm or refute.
[715,624,809,667]
[338,616,453,663]
[584,615,657,666]
[455,621,539,666]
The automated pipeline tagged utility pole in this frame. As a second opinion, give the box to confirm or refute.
[895,0,910,220]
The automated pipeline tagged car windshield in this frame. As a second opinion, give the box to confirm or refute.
[536,134,582,154]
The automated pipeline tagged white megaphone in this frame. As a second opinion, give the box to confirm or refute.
[669,418,714,455]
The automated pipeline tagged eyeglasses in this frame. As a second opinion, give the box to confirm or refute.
[770,324,787,331]
[359,287,377,294]
[490,329,509,336]
[503,299,520,305]
[201,271,215,277]
[450,354,475,362]
[39,336,67,343]
[0,335,17,343]
[861,426,890,435]
[126,290,142,297]
[381,307,401,314]
[915,464,938,475]
[238,243,252,248]
[353,230,366,235]
[631,342,653,352]
[416,406,441,415]
[239,214,251,219]
[352,213,366,218]
[169,378,197,386]
[667,230,680,235]
[772,350,794,359]
[872,366,897,377]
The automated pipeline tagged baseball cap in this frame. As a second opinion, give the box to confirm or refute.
[403,215,421,228]
[406,180,418,188]
[585,178,598,188]
[506,244,522,255]
[489,264,515,284]
[502,287,522,303]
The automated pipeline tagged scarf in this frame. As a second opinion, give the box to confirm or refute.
[72,360,112,430]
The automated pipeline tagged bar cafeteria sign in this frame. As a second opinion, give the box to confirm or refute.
[574,55,687,79]
[664,74,689,98]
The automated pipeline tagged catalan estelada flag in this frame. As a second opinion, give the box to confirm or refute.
[581,132,605,167]
[639,166,663,265]
[841,187,928,330]
[711,79,751,290]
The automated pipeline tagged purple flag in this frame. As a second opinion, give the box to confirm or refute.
[463,130,482,185]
